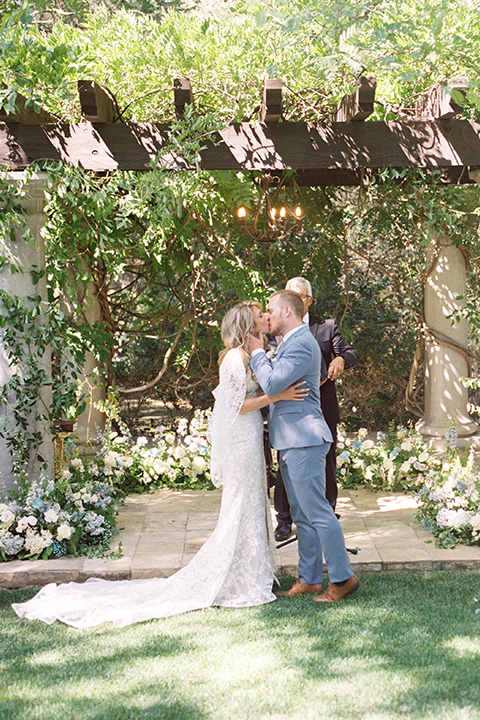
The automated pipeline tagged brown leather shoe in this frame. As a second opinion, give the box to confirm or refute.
[313,575,360,603]
[276,580,323,597]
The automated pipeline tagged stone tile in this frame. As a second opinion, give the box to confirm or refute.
[131,568,175,579]
[81,555,133,573]
[25,569,83,587]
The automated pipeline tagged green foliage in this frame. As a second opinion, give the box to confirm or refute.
[1,0,480,471]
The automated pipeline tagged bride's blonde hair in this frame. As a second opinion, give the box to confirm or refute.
[219,301,263,364]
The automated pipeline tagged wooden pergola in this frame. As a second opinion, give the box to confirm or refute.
[2,76,480,185]
[0,76,478,493]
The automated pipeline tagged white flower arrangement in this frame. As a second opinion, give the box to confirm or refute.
[0,472,118,563]
[337,422,480,548]
[336,423,441,493]
[92,409,213,494]
[415,444,480,548]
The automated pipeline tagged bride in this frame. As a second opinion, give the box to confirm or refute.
[12,301,307,628]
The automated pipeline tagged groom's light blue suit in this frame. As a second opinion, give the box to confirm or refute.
[250,324,353,584]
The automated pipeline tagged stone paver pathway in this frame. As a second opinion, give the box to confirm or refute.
[2,487,480,589]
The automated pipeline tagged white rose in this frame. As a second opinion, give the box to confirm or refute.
[470,513,480,530]
[57,523,74,541]
[27,515,37,526]
[180,456,191,468]
[62,470,72,480]
[384,458,394,470]
[400,461,411,473]
[361,439,374,450]
[0,510,15,525]
[418,452,429,463]
[71,458,83,468]
[174,446,186,459]
[336,457,344,468]
[358,428,368,439]
[192,457,207,474]
[16,517,29,532]
[164,433,175,445]
[44,509,58,524]
[104,452,117,467]
[401,440,413,451]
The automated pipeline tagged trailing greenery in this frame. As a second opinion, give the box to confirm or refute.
[2,572,480,719]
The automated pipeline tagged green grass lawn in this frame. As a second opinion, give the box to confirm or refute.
[1,571,480,720]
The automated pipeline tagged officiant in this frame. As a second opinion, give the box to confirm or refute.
[271,277,359,542]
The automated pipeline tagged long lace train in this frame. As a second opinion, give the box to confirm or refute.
[12,349,276,628]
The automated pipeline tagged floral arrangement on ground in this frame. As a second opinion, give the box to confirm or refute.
[337,423,480,548]
[95,409,213,496]
[0,474,119,562]
[0,410,212,562]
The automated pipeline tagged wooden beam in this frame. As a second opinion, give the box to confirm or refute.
[0,92,57,124]
[415,78,469,120]
[260,79,283,122]
[1,119,480,186]
[335,76,377,122]
[173,78,194,119]
[78,81,116,123]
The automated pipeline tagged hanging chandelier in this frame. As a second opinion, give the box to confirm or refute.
[235,175,303,248]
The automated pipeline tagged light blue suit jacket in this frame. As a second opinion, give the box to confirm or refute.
[250,325,333,451]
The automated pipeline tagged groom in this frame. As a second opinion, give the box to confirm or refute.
[248,290,359,602]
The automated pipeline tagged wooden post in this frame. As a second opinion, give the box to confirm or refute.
[173,78,194,119]
[260,79,283,122]
[335,76,377,122]
[78,81,116,123]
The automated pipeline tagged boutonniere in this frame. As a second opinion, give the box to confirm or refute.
[266,348,278,360]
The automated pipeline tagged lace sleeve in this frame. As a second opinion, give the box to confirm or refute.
[207,348,247,487]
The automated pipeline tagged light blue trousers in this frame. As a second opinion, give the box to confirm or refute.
[280,444,353,584]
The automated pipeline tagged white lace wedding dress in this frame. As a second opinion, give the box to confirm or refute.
[12,348,276,628]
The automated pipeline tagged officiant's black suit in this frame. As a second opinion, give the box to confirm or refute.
[274,314,358,520]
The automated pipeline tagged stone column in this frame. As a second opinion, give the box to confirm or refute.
[72,276,106,450]
[416,236,478,438]
[0,172,54,493]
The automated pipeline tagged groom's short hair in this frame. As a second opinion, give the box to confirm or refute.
[271,290,304,319]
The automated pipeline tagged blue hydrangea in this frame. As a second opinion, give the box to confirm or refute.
[352,440,362,449]
[30,497,44,511]
[1,532,25,555]
[84,511,105,536]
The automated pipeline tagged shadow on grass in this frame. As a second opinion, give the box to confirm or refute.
[1,588,209,720]
[257,571,480,717]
